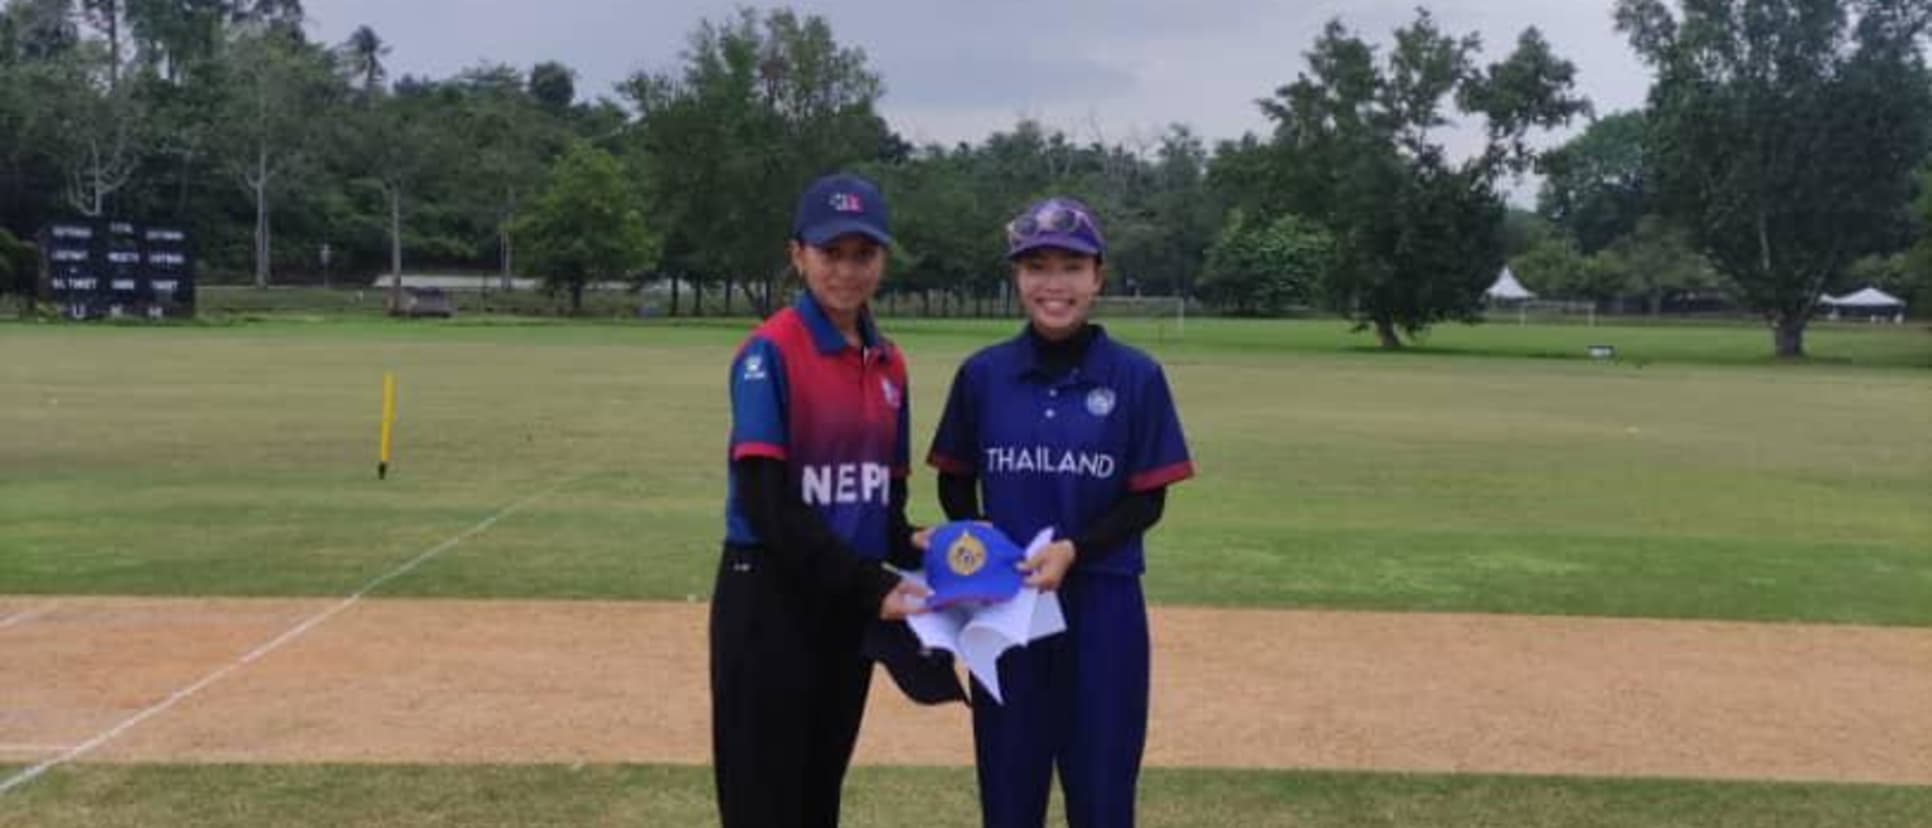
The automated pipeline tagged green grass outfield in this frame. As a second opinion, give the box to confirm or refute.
[3,316,1929,823]
[187,287,1932,369]
[4,765,1931,828]
[3,317,1927,622]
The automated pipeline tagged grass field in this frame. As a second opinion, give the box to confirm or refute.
[2,314,1929,824]
[4,765,1931,828]
[4,317,1927,621]
[180,286,1932,369]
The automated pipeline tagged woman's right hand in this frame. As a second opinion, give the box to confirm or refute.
[879,578,930,620]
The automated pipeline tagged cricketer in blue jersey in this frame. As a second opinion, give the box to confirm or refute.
[928,196,1193,828]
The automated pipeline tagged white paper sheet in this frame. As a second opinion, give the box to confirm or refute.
[902,528,1066,703]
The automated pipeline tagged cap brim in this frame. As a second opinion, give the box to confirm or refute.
[800,219,892,248]
[928,581,1023,610]
[1007,233,1102,260]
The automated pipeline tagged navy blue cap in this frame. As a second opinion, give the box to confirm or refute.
[793,173,891,247]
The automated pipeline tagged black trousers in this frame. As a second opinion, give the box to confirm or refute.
[711,542,875,828]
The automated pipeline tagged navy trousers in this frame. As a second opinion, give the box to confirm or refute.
[971,571,1149,828]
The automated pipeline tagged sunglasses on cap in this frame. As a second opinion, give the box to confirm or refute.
[1005,198,1105,259]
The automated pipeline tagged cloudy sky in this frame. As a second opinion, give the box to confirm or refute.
[303,0,1655,198]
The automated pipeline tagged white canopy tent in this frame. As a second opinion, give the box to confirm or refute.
[1821,286,1907,322]
[1486,266,1535,302]
[1822,286,1905,308]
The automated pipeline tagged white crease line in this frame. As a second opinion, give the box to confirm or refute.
[0,478,576,796]
[0,607,54,631]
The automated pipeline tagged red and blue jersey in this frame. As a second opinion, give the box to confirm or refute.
[725,292,910,560]
[927,326,1193,575]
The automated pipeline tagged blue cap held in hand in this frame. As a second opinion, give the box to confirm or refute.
[924,521,1026,609]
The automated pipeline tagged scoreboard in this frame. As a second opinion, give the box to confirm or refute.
[39,219,195,320]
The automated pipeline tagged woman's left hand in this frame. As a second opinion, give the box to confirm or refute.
[1018,540,1077,591]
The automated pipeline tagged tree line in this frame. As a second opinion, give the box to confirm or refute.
[3,0,1930,356]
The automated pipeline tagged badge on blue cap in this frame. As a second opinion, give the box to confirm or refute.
[923,521,1026,609]
[902,523,1066,703]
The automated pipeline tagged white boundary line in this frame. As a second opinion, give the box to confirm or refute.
[0,479,574,796]
[0,607,54,631]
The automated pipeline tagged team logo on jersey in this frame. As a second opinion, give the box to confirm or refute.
[946,533,987,576]
[1085,387,1117,417]
[880,378,901,409]
[741,354,767,382]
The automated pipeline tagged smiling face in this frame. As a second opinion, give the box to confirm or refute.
[1012,247,1104,341]
[791,235,885,328]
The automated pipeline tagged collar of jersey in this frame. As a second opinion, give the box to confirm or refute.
[795,291,882,356]
[1014,323,1108,381]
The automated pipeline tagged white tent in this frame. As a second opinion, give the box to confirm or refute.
[1821,286,1907,322]
[1486,266,1535,301]
[1822,286,1906,308]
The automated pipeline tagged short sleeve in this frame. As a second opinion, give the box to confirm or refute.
[728,337,788,462]
[1125,365,1194,492]
[926,362,978,475]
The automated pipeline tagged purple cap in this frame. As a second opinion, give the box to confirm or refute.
[1005,197,1105,261]
[794,173,891,247]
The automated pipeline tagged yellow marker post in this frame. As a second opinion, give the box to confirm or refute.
[378,372,396,480]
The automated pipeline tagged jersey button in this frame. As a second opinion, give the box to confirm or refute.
[1045,409,1057,419]
[1049,389,1059,398]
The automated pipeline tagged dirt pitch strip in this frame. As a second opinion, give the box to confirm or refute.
[3,597,1930,789]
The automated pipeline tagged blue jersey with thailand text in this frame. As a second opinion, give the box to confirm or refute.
[723,293,911,561]
[927,326,1192,575]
